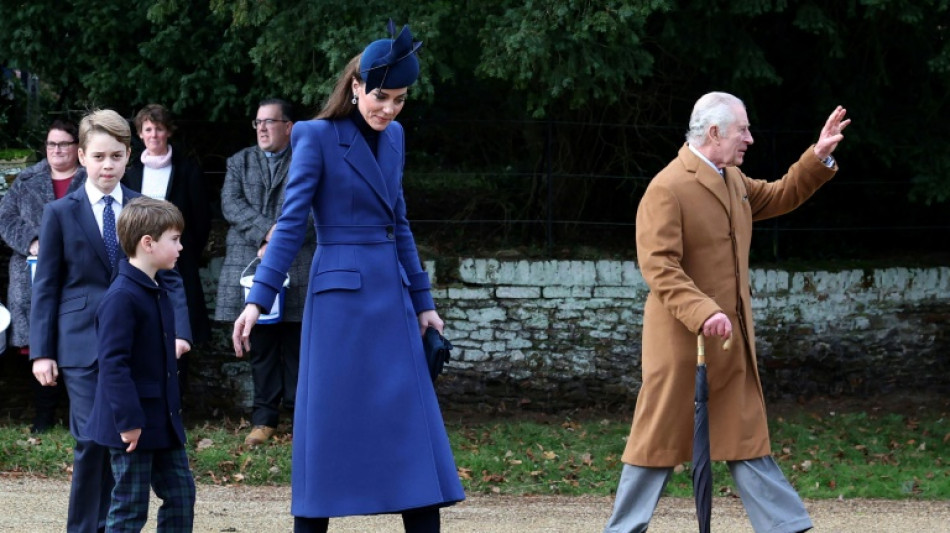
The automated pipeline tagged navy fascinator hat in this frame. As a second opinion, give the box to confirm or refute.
[359,19,423,93]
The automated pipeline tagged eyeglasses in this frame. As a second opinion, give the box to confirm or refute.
[251,119,290,129]
[45,141,77,150]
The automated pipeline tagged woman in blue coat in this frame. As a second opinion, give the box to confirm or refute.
[233,21,464,533]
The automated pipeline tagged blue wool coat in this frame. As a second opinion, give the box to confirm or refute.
[247,118,465,517]
[89,260,186,450]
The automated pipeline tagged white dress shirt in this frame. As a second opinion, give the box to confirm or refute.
[84,180,124,236]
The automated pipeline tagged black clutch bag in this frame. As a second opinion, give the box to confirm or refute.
[423,327,453,382]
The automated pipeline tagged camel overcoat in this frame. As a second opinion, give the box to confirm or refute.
[622,144,836,467]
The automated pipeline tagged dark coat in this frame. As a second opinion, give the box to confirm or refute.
[213,145,314,322]
[246,118,464,517]
[29,185,192,367]
[123,148,211,344]
[0,160,85,346]
[89,260,186,450]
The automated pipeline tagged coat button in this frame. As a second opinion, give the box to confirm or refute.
[386,226,394,239]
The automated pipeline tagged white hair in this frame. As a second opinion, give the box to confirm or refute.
[685,92,745,146]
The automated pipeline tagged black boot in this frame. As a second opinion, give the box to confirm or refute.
[293,516,329,533]
[402,507,440,533]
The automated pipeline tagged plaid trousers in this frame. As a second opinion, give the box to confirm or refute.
[107,446,196,532]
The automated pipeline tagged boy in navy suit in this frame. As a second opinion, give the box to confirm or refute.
[89,196,196,531]
[30,109,192,532]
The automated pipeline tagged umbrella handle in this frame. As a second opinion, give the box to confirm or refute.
[697,334,733,365]
[696,335,705,365]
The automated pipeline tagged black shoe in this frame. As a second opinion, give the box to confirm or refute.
[30,417,54,434]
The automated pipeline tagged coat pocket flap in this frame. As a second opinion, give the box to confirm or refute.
[59,295,87,314]
[311,269,362,294]
[136,381,162,398]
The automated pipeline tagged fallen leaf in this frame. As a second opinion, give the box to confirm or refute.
[196,438,214,451]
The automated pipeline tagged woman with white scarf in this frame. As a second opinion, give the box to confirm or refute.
[123,104,211,347]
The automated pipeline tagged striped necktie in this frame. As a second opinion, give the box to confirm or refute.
[102,195,119,267]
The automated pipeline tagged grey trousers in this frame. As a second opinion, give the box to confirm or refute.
[603,456,813,533]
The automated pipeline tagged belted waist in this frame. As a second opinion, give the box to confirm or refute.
[316,225,396,244]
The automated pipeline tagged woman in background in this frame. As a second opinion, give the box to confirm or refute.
[0,119,85,433]
[123,104,211,346]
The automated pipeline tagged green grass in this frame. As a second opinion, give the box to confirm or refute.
[1,410,947,499]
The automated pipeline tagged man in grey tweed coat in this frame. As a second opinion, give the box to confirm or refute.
[214,98,315,445]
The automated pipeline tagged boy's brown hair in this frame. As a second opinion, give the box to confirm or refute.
[117,197,185,258]
[78,109,132,150]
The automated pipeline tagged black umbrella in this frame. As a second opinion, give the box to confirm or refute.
[692,334,712,533]
[693,335,732,532]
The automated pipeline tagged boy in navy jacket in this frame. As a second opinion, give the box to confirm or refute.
[89,196,195,530]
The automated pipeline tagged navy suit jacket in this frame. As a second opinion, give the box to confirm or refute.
[29,185,191,368]
[89,260,186,450]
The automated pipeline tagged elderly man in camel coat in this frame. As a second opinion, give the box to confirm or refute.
[603,92,850,533]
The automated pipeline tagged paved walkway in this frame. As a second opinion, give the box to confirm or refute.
[2,476,949,532]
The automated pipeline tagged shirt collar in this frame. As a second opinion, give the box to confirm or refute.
[263,146,289,159]
[687,143,724,175]
[84,180,124,205]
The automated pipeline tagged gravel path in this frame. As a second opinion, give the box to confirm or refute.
[2,476,949,532]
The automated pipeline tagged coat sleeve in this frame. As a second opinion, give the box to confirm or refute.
[96,288,146,433]
[220,152,273,246]
[746,145,836,221]
[247,123,320,308]
[156,267,192,343]
[29,204,65,360]
[0,167,42,255]
[636,184,721,334]
[390,125,434,314]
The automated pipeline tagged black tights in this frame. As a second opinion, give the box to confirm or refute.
[294,507,440,533]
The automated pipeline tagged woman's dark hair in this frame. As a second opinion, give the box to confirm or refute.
[133,103,176,135]
[316,54,362,120]
[48,118,79,143]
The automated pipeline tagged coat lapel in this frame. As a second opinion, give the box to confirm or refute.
[679,144,731,215]
[337,120,395,214]
[164,162,176,199]
[123,165,144,193]
[254,150,273,191]
[68,187,113,270]
[376,127,401,207]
